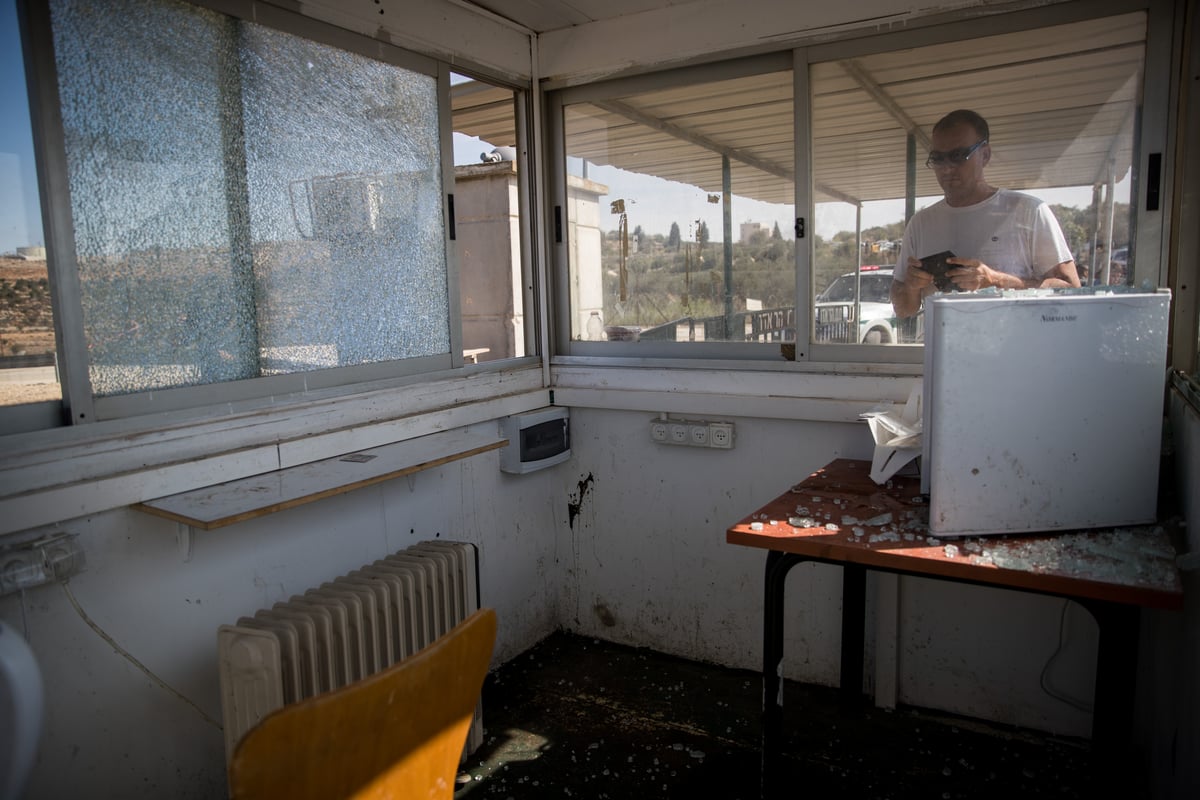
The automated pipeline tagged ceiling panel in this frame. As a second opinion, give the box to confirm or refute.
[462,0,694,33]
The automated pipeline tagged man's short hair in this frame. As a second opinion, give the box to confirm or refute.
[933,110,990,141]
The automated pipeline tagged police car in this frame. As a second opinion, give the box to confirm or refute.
[813,266,904,344]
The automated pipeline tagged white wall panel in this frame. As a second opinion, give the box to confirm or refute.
[561,406,869,681]
[562,406,1103,739]
[1,426,566,799]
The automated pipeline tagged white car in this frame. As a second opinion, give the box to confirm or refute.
[814,266,906,344]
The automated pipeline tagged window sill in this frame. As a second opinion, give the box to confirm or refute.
[0,365,548,536]
[551,362,919,422]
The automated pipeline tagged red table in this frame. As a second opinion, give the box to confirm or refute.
[727,458,1183,797]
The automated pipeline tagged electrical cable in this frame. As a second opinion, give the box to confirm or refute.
[20,587,30,640]
[61,581,222,730]
[1038,599,1093,713]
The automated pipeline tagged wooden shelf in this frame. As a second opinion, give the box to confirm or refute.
[133,429,507,531]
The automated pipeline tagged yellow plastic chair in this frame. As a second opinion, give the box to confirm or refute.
[228,607,497,800]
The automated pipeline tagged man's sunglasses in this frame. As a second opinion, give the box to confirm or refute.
[925,139,988,168]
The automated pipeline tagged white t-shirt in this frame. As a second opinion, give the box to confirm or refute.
[894,189,1073,283]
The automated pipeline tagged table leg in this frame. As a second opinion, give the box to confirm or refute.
[840,564,867,708]
[762,550,804,799]
[1079,600,1140,757]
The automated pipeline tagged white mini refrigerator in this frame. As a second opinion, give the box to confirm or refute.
[921,289,1171,537]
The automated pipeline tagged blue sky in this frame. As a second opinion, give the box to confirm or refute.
[1,0,43,255]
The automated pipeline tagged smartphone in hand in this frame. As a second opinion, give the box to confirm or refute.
[920,250,958,292]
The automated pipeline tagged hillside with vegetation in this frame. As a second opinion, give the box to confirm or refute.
[0,257,54,358]
[0,201,1129,356]
[597,202,1128,331]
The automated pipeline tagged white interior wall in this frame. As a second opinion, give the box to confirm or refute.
[897,579,1096,735]
[559,407,870,678]
[0,401,1169,798]
[560,406,1098,738]
[1151,386,1200,797]
[2,421,570,799]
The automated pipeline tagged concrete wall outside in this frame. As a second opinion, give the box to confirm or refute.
[455,163,524,361]
[567,176,608,339]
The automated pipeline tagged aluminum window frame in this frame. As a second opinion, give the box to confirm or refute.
[9,0,540,431]
[449,66,543,366]
[547,0,1174,371]
[802,0,1170,370]
[548,52,797,363]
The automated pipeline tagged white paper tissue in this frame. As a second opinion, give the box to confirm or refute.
[860,384,922,484]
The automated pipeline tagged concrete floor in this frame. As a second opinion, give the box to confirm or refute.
[453,631,1114,800]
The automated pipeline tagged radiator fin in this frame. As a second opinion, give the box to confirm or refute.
[217,540,482,764]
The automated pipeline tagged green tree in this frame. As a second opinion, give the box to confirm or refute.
[668,222,681,250]
[772,221,782,240]
[746,228,769,247]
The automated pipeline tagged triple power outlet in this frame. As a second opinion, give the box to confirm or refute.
[649,417,735,449]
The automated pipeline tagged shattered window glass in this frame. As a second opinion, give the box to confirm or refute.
[49,0,447,397]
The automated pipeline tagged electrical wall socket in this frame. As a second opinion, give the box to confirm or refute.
[708,421,734,449]
[649,417,734,449]
[669,423,689,444]
[1,532,85,597]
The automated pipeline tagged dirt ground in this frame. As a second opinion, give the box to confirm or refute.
[0,257,55,354]
[1,256,59,405]
[0,381,61,406]
[0,258,48,281]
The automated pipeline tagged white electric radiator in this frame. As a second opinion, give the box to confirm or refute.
[216,540,482,763]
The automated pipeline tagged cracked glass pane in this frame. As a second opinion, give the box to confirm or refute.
[49,0,447,397]
[244,26,447,373]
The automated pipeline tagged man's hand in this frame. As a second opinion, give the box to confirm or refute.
[903,258,936,291]
[1038,260,1082,288]
[890,257,935,318]
[945,257,1081,290]
[946,257,1006,291]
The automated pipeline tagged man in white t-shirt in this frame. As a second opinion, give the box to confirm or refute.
[890,110,1080,318]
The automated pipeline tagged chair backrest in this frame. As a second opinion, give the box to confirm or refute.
[228,607,497,800]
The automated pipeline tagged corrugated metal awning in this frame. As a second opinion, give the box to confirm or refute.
[453,12,1144,207]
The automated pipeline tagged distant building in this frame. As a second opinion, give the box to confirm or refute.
[739,221,764,243]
